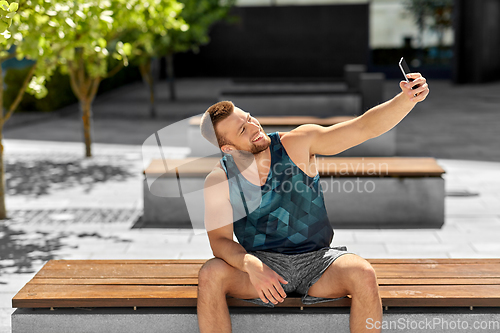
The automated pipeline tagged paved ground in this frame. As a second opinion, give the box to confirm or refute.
[1,78,500,332]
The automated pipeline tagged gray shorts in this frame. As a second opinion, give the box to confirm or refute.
[232,245,355,308]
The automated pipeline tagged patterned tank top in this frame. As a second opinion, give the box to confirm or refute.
[220,132,334,254]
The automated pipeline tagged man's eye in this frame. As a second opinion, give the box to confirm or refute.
[241,128,245,134]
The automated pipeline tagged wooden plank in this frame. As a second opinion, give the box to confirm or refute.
[372,264,500,278]
[368,259,500,264]
[35,263,202,279]
[29,278,200,285]
[377,278,500,285]
[35,261,500,279]
[28,278,500,286]
[44,259,207,266]
[189,115,355,127]
[379,285,500,307]
[316,157,445,177]
[13,283,500,308]
[144,157,445,177]
[44,258,500,265]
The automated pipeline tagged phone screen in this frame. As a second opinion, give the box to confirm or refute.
[399,57,412,82]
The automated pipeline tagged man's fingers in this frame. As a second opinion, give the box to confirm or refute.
[259,290,270,304]
[413,83,428,95]
[263,289,280,304]
[274,282,287,300]
[406,72,422,80]
[270,287,285,303]
[411,85,430,102]
[278,274,288,285]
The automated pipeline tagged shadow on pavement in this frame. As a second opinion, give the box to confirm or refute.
[0,224,66,275]
[5,159,135,196]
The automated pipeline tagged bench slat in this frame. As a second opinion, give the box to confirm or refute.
[33,261,500,279]
[144,157,445,177]
[13,283,500,308]
[27,278,500,286]
[35,259,500,279]
[35,264,201,279]
[29,278,200,285]
[44,258,500,265]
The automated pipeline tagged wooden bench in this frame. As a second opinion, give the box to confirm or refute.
[140,157,445,229]
[12,259,500,333]
[187,115,396,157]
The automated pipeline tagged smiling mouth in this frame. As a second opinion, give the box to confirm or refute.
[252,132,264,143]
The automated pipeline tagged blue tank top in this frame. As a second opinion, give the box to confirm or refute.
[220,132,334,254]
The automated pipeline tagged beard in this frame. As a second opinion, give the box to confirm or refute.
[249,132,271,154]
[230,132,271,156]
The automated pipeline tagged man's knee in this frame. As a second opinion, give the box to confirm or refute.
[198,258,231,291]
[349,260,379,295]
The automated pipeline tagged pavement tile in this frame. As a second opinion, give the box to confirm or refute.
[354,230,441,244]
[385,243,476,255]
[436,231,500,243]
[339,243,387,256]
[447,252,500,259]
[331,231,356,243]
[362,252,450,259]
[470,242,500,253]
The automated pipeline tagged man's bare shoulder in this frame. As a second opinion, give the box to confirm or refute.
[278,124,321,139]
[204,161,229,193]
[278,125,320,155]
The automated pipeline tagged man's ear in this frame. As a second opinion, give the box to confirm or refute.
[221,144,232,154]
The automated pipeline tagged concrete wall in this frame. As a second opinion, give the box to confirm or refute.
[453,0,500,83]
[173,4,369,78]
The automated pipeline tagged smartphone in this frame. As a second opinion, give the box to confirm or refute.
[399,57,419,94]
[399,57,413,83]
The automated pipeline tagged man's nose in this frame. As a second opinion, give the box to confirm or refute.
[249,121,260,130]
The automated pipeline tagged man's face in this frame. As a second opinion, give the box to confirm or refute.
[217,107,271,155]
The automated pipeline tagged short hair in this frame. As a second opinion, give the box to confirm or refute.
[200,101,234,148]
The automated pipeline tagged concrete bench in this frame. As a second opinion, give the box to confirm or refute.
[187,116,396,157]
[12,259,500,333]
[219,66,385,117]
[140,157,445,229]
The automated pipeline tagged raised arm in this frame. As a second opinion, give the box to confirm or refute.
[289,73,429,156]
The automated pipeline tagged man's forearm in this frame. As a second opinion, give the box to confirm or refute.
[360,91,417,139]
[212,238,261,273]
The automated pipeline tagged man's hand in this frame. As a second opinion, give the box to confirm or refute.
[244,255,288,305]
[400,73,429,103]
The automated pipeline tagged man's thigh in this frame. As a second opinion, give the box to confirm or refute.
[200,257,261,300]
[307,253,369,299]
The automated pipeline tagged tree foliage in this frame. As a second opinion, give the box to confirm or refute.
[404,0,453,48]
[17,0,187,157]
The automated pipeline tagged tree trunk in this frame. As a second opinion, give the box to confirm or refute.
[0,130,6,220]
[0,63,6,219]
[0,61,37,220]
[166,53,176,101]
[139,60,156,118]
[80,99,93,158]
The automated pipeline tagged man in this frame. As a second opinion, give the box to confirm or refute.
[197,73,429,333]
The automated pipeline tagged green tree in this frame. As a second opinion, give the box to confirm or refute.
[134,0,236,110]
[121,1,189,117]
[404,0,453,49]
[0,0,61,219]
[43,0,186,157]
